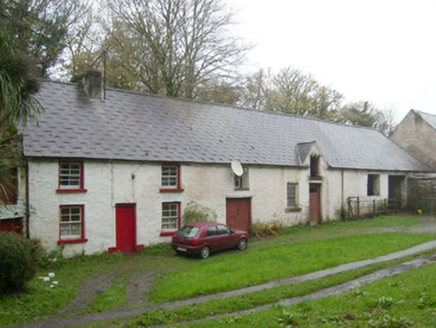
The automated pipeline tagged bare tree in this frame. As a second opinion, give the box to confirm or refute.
[53,0,102,80]
[375,106,398,136]
[239,67,342,120]
[240,69,274,110]
[102,0,248,99]
[271,68,319,116]
[338,101,383,128]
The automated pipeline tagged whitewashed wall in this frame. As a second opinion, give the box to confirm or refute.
[27,158,400,256]
[28,159,312,256]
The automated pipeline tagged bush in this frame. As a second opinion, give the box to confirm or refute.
[0,231,37,292]
[182,201,217,224]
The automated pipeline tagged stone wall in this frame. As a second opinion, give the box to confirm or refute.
[407,175,436,212]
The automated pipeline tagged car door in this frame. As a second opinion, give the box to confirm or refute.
[217,225,236,249]
[206,225,222,251]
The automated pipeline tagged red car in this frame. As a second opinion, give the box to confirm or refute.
[171,222,248,259]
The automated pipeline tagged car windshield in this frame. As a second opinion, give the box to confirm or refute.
[176,226,200,237]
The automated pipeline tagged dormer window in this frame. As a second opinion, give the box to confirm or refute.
[310,156,320,178]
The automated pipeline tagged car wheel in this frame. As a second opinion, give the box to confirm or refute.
[237,238,247,251]
[200,246,210,259]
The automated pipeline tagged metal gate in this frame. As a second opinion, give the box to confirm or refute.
[347,197,397,219]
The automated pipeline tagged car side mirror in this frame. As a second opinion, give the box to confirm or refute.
[230,230,235,234]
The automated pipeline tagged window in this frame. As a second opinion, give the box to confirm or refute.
[175,225,199,238]
[57,161,86,192]
[234,174,242,189]
[206,226,219,236]
[367,174,380,196]
[234,168,249,190]
[217,225,232,235]
[59,205,87,243]
[160,164,183,192]
[161,202,180,234]
[287,183,298,207]
[0,168,18,204]
[310,156,320,178]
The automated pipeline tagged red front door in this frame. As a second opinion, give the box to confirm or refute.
[226,198,251,232]
[115,204,136,252]
[309,184,321,225]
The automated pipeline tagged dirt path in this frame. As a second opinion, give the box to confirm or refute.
[13,239,436,328]
[54,273,114,315]
[377,216,436,234]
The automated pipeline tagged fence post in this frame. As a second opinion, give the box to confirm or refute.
[357,197,360,219]
[373,200,376,216]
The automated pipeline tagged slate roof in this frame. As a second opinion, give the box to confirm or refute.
[416,110,436,130]
[296,142,316,164]
[22,81,432,172]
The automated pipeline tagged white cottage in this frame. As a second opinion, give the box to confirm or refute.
[5,72,432,256]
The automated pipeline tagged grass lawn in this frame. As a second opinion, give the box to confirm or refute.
[125,251,434,327]
[183,262,436,327]
[0,215,434,327]
[148,232,435,302]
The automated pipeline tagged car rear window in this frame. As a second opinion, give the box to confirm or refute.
[176,226,200,237]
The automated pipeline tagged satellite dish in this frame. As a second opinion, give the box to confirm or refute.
[231,160,244,176]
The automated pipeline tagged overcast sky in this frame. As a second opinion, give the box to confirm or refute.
[226,0,436,122]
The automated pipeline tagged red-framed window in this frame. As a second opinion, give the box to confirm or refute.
[160,202,181,236]
[57,161,87,193]
[58,205,88,244]
[0,168,18,204]
[160,164,184,192]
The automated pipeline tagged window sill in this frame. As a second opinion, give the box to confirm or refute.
[234,188,250,191]
[159,188,184,193]
[56,189,88,193]
[57,238,88,244]
[285,207,302,213]
[160,231,176,236]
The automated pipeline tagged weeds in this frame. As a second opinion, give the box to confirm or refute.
[418,291,434,308]
[368,314,413,328]
[251,221,282,237]
[277,310,298,326]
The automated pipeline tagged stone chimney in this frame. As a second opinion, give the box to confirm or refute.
[82,67,102,99]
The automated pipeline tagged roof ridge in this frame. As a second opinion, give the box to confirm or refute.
[41,80,381,134]
[412,109,436,117]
